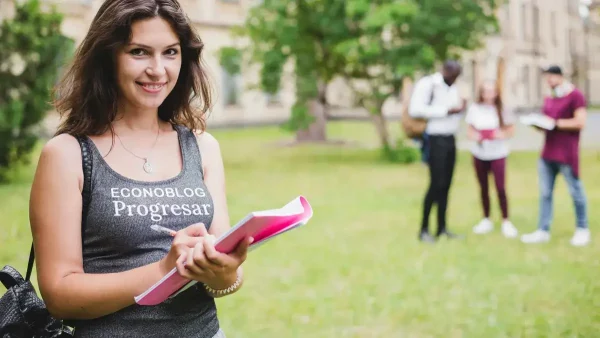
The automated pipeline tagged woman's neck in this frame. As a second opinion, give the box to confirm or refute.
[114,102,161,133]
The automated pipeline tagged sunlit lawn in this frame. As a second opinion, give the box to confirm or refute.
[2,121,599,337]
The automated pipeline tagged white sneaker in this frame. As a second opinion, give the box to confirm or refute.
[570,228,591,247]
[473,218,493,234]
[520,229,550,244]
[501,220,518,238]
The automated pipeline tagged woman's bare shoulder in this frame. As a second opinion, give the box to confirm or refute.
[193,130,223,174]
[35,134,84,186]
[194,130,221,156]
[194,130,219,147]
[40,134,83,162]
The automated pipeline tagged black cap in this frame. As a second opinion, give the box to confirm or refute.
[542,65,563,75]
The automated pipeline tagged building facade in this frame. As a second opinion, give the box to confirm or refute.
[1,0,597,128]
[1,0,296,127]
[459,0,596,110]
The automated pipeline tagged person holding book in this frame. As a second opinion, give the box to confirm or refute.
[520,65,591,246]
[465,80,518,238]
[28,1,248,337]
[409,60,467,243]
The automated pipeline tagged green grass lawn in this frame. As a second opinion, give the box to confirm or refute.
[2,121,599,337]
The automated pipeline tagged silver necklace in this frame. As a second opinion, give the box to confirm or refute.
[115,126,160,174]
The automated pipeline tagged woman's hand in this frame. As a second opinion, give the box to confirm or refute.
[176,230,253,290]
[468,131,481,141]
[466,125,480,141]
[493,129,506,140]
[158,223,208,276]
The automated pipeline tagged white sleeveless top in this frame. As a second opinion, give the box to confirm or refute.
[465,103,515,161]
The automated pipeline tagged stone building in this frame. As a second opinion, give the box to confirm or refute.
[458,0,596,110]
[1,0,597,128]
[0,0,295,127]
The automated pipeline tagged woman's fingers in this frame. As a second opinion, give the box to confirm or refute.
[232,236,253,262]
[184,246,204,275]
[176,250,191,279]
[182,223,208,237]
[203,235,226,266]
[172,228,204,251]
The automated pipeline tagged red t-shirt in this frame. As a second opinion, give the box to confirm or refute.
[541,88,586,178]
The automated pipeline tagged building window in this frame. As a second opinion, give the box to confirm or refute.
[221,67,241,106]
[550,12,557,46]
[521,4,528,41]
[536,67,542,102]
[265,92,281,105]
[532,5,540,42]
[522,65,530,104]
[569,28,577,52]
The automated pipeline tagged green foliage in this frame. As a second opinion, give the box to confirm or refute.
[220,0,500,150]
[406,0,501,60]
[0,0,73,182]
[221,0,353,131]
[340,0,500,113]
[381,138,420,164]
[281,102,314,132]
[218,47,242,75]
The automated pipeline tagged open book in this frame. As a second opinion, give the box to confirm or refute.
[134,195,313,306]
[519,113,556,130]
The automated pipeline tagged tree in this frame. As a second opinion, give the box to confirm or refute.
[221,0,353,143]
[338,0,500,158]
[222,0,500,155]
[0,0,73,181]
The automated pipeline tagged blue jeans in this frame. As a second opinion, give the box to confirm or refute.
[537,159,588,231]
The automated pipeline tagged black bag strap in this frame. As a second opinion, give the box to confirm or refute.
[25,244,35,282]
[26,135,93,282]
[428,81,435,105]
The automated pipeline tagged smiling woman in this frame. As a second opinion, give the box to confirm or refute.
[28,1,247,337]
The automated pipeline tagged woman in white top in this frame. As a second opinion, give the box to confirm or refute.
[465,80,518,237]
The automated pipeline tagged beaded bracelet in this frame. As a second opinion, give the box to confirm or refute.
[204,269,242,297]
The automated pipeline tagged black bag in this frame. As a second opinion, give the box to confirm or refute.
[0,136,92,337]
[0,250,74,337]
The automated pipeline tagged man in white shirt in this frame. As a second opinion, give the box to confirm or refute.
[409,60,466,243]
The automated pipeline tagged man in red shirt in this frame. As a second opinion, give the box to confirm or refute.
[521,65,590,246]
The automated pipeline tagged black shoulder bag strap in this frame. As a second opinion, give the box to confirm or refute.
[25,136,93,282]
[428,81,435,105]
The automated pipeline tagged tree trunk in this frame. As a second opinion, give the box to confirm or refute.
[296,82,327,142]
[371,112,392,150]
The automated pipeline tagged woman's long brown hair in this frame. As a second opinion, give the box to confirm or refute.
[477,80,504,127]
[53,0,212,137]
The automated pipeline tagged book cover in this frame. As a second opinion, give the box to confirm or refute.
[134,195,313,306]
[478,129,496,140]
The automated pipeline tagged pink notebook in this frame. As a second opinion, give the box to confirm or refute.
[479,129,496,140]
[134,195,313,306]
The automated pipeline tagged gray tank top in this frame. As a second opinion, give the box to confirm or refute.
[70,125,219,338]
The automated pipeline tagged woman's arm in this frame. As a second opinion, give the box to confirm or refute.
[497,106,516,138]
[30,135,199,320]
[467,125,480,141]
[197,132,231,239]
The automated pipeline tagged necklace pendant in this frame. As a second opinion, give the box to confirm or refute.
[143,158,153,174]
